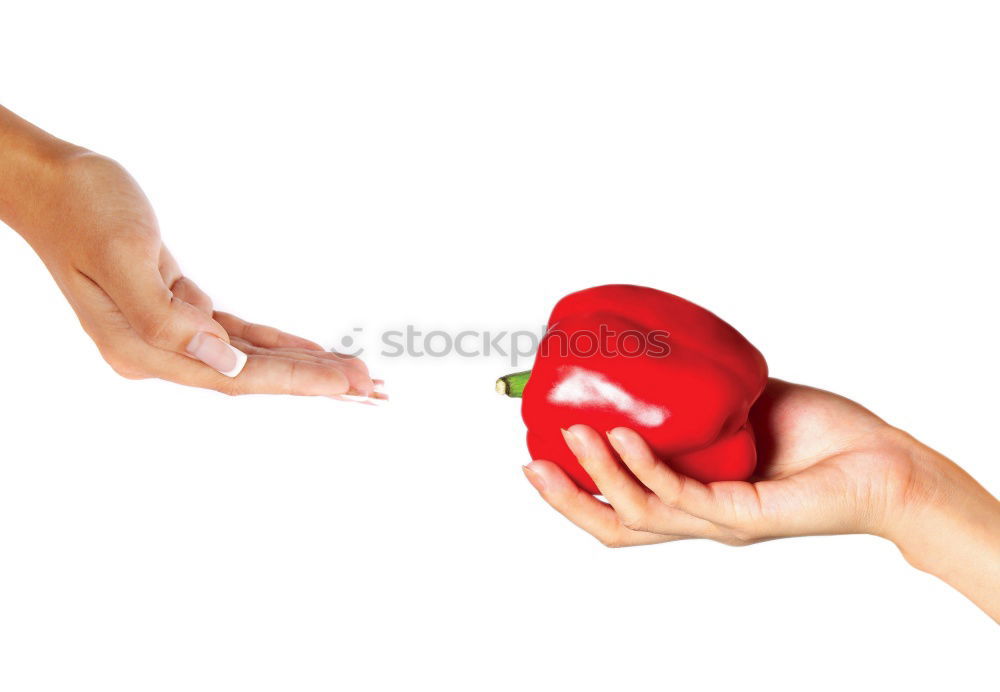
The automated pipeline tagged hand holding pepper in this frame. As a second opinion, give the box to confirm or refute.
[523,379,1000,621]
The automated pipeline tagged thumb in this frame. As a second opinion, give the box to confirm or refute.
[107,264,247,378]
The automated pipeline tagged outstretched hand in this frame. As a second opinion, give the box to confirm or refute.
[16,148,381,399]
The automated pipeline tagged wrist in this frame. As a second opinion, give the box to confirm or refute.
[879,432,1000,618]
[0,107,88,238]
[883,433,981,546]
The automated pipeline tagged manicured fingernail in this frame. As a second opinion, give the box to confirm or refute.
[185,332,247,377]
[522,464,547,493]
[373,380,386,395]
[561,427,585,457]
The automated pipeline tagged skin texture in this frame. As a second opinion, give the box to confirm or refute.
[0,105,382,398]
[524,379,1000,622]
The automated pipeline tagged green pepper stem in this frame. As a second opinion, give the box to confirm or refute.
[495,370,531,398]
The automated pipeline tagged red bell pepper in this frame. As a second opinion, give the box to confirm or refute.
[497,285,767,494]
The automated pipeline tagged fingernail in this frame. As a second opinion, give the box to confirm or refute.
[606,429,625,450]
[561,427,585,457]
[522,464,547,493]
[185,332,247,378]
[373,380,386,395]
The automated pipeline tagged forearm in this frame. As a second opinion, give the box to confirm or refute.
[888,441,1000,622]
[0,105,85,237]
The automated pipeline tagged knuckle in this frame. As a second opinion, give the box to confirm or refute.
[661,475,686,506]
[134,314,171,346]
[90,224,157,269]
[619,514,646,532]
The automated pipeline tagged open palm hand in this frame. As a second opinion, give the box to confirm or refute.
[20,150,382,399]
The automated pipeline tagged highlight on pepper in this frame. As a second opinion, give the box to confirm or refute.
[497,284,768,495]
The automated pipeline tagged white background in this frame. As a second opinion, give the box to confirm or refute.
[1,2,998,690]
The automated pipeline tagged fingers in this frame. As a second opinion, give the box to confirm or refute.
[87,244,380,392]
[563,425,652,520]
[224,352,351,396]
[525,425,751,547]
[228,336,377,397]
[92,250,244,378]
[95,245,232,352]
[607,427,767,537]
[564,425,719,537]
[170,276,214,316]
[89,241,343,386]
[139,343,354,397]
[159,248,214,317]
[214,313,377,396]
[214,311,326,351]
[74,262,244,378]
[79,309,360,399]
[522,461,677,548]
[74,263,384,398]
[252,344,371,380]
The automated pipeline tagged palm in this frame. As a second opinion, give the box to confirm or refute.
[751,379,889,480]
[735,379,907,538]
